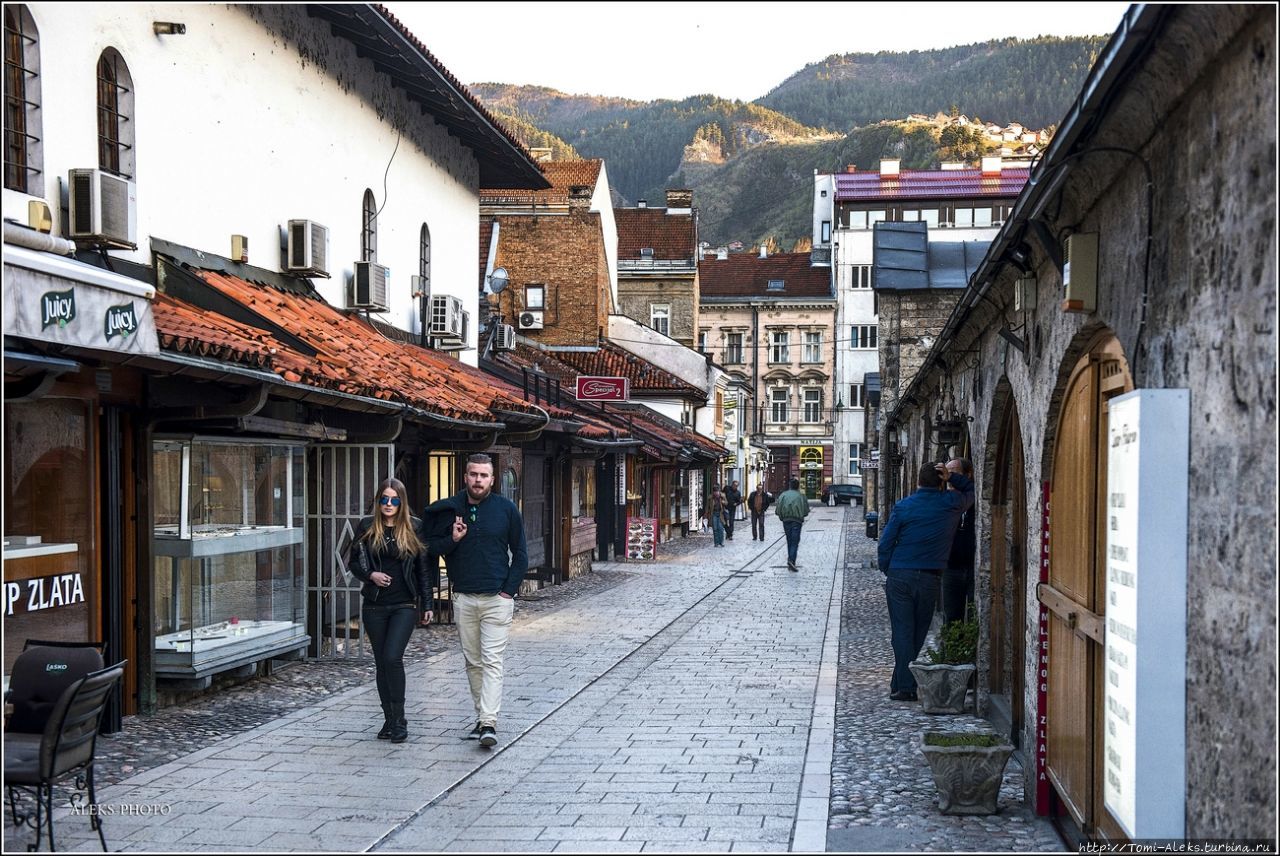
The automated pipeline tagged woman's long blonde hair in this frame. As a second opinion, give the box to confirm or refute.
[361,478,424,557]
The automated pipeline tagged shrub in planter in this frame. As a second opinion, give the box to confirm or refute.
[909,618,978,714]
[920,731,1014,815]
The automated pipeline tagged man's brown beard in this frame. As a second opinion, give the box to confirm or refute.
[468,485,492,501]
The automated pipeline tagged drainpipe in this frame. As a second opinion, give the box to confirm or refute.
[3,221,75,255]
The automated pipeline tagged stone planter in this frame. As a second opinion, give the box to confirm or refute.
[920,731,1014,815]
[908,661,975,714]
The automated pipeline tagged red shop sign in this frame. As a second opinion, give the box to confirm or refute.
[575,376,630,401]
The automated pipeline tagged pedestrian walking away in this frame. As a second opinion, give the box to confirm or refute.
[347,478,438,744]
[942,457,976,625]
[747,483,773,541]
[707,486,728,547]
[428,454,528,748]
[724,480,742,540]
[878,462,975,701]
[774,477,810,571]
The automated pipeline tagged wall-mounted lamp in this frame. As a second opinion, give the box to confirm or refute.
[153,22,186,35]
[1005,241,1033,273]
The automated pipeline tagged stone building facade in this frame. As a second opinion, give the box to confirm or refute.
[884,5,1275,841]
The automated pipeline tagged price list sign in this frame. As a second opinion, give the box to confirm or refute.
[1103,389,1188,838]
[625,517,657,562]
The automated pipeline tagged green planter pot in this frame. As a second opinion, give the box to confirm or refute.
[920,731,1014,815]
[908,661,975,714]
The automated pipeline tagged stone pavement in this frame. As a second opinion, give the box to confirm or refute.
[4,507,1066,853]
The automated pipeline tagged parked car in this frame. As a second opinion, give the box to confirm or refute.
[821,483,864,506]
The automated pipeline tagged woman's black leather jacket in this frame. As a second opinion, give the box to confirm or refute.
[347,516,439,613]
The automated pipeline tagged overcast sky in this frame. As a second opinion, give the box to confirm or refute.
[385,2,1132,103]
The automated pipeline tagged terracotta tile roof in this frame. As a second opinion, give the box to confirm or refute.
[480,160,603,205]
[698,253,833,300]
[834,167,1030,201]
[155,269,539,425]
[515,340,703,397]
[616,208,696,261]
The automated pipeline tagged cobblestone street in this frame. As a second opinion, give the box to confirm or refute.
[5,507,1064,853]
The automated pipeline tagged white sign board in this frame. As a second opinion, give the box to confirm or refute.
[1103,389,1188,838]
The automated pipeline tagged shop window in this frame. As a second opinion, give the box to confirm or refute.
[152,438,306,679]
[571,461,595,521]
[3,399,98,675]
[501,466,519,505]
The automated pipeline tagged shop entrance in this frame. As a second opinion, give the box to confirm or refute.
[1043,336,1131,841]
[988,397,1026,744]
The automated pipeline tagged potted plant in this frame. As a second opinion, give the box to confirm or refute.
[909,618,978,714]
[920,731,1014,815]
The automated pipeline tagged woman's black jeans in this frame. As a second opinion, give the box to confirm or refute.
[363,601,417,706]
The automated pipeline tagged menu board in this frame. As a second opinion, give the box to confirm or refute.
[625,516,657,562]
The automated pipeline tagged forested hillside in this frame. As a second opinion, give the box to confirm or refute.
[757,36,1105,131]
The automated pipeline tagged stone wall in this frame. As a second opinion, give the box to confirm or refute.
[617,276,698,346]
[889,6,1276,836]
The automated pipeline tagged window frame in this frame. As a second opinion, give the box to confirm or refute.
[769,331,790,364]
[361,189,377,263]
[725,332,744,364]
[95,48,133,180]
[803,331,823,364]
[802,388,823,424]
[769,387,789,424]
[525,284,546,311]
[649,303,671,337]
[4,5,41,194]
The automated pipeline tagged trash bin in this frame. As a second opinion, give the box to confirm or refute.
[865,512,879,539]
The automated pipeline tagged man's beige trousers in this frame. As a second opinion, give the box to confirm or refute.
[453,592,514,726]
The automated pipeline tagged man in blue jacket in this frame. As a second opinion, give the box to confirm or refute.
[431,453,527,747]
[878,462,975,701]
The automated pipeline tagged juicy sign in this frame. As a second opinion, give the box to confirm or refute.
[41,288,77,329]
[575,376,630,401]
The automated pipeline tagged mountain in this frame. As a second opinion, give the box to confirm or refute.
[473,85,838,205]
[472,37,1106,245]
[758,36,1107,132]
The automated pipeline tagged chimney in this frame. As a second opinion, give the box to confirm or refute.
[568,185,592,212]
[941,161,966,171]
[981,155,1003,176]
[665,188,693,212]
[879,159,900,179]
[528,146,553,163]
[637,199,647,208]
[845,164,857,174]
[717,248,728,260]
[758,245,767,259]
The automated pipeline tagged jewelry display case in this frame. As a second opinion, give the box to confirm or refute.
[152,438,308,678]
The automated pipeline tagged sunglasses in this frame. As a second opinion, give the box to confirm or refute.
[378,496,402,507]
[468,506,478,523]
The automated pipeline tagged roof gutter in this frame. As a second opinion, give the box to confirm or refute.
[886,3,1167,431]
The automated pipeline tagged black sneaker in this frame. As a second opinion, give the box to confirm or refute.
[890,690,918,702]
[478,725,497,748]
[462,721,482,741]
[788,562,798,572]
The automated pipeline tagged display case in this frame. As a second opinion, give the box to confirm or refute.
[152,438,308,678]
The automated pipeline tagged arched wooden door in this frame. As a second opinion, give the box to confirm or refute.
[989,402,1025,744]
[1044,337,1131,841]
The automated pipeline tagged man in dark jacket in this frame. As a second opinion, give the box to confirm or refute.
[747,483,773,541]
[942,458,976,624]
[724,481,742,540]
[878,462,975,701]
[429,454,527,748]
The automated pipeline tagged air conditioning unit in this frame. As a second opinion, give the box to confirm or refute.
[349,261,390,312]
[410,275,428,299]
[492,323,517,351]
[517,310,544,330]
[67,168,136,246]
[436,309,470,351]
[429,294,464,340]
[286,219,330,277]
[1061,232,1098,313]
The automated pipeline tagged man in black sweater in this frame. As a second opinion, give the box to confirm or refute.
[434,453,527,748]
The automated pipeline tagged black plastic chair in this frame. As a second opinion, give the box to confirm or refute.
[6,642,105,735]
[4,662,126,852]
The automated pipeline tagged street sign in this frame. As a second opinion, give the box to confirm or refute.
[575,376,630,401]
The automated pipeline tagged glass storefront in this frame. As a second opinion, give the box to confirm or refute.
[152,437,306,678]
[3,399,99,675]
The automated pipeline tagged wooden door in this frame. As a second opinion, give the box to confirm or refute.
[989,403,1026,745]
[523,452,547,570]
[1043,342,1131,840]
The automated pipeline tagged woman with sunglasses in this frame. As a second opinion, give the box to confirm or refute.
[348,478,438,743]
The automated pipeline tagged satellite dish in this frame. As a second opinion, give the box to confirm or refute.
[488,267,509,294]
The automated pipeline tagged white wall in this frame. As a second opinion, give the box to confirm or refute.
[812,172,835,251]
[594,163,619,305]
[17,4,486,363]
[608,314,711,392]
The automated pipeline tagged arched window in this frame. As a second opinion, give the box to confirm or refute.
[96,48,134,179]
[361,189,377,263]
[4,5,42,193]
[418,223,431,282]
